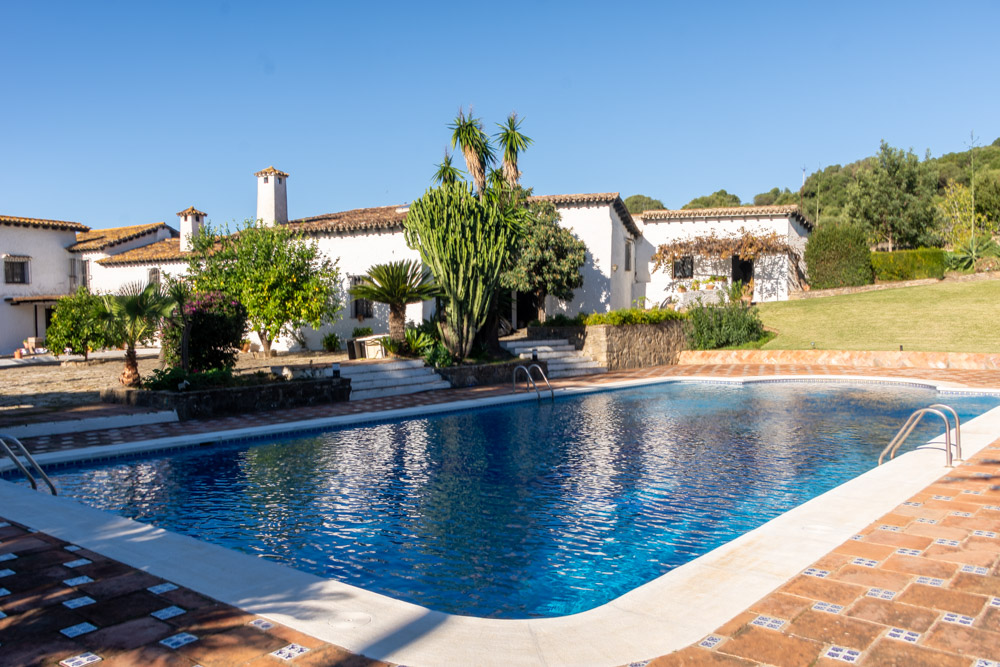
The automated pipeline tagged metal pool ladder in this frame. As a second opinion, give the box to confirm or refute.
[0,433,57,495]
[513,364,554,402]
[879,404,961,468]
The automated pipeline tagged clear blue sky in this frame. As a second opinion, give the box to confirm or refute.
[5,1,999,230]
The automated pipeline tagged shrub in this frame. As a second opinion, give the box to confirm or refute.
[804,222,873,289]
[142,367,236,391]
[686,295,766,350]
[423,341,454,368]
[161,291,247,372]
[540,313,587,327]
[46,287,109,359]
[404,328,435,354]
[583,307,687,326]
[871,248,946,282]
[321,332,341,352]
[351,326,373,338]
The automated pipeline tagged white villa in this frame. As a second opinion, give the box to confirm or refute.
[1,167,812,354]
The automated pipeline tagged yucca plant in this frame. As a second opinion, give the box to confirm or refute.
[495,112,532,188]
[349,260,438,343]
[98,281,175,386]
[432,151,464,186]
[450,109,494,198]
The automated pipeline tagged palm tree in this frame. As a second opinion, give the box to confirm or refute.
[99,281,175,387]
[432,150,464,186]
[495,113,532,188]
[349,261,438,343]
[450,109,494,198]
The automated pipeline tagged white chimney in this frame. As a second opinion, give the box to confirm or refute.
[177,206,206,252]
[255,166,289,226]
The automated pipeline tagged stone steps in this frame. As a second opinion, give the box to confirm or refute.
[340,360,451,401]
[500,339,607,379]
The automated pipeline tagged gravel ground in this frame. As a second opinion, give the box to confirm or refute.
[0,350,349,410]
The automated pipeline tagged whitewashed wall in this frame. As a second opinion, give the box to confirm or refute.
[640,215,806,305]
[0,225,79,352]
[545,203,635,318]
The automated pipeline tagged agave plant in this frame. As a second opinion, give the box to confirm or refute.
[98,281,175,386]
[349,261,438,343]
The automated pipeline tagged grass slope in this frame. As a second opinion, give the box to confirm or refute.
[757,280,1000,353]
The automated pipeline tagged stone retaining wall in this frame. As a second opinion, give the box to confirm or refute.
[102,377,352,421]
[436,359,548,388]
[677,349,1000,370]
[527,322,688,371]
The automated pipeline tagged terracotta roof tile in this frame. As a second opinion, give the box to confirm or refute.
[96,238,188,266]
[70,222,172,252]
[641,204,814,229]
[254,166,289,178]
[288,205,407,235]
[176,206,206,217]
[1,214,89,232]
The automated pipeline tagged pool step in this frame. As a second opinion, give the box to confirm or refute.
[500,339,607,379]
[340,360,451,401]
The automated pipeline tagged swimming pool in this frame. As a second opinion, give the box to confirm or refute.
[23,381,1000,619]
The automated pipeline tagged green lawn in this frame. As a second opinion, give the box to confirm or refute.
[757,280,1000,353]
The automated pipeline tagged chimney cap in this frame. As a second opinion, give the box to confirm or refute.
[177,206,207,217]
[254,166,290,178]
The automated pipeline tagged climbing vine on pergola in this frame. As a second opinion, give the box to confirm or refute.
[651,228,799,274]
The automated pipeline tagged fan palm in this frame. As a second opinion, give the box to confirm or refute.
[99,281,175,386]
[496,113,532,188]
[450,109,494,198]
[349,261,438,343]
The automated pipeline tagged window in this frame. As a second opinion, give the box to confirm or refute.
[148,268,160,285]
[350,275,373,320]
[672,256,693,279]
[4,257,29,284]
[277,177,282,184]
[69,258,78,290]
[81,260,90,289]
[624,240,633,272]
[263,175,269,184]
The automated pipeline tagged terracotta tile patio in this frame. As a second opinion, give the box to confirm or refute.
[2,363,1000,666]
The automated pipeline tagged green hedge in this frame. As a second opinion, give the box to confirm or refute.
[871,248,945,282]
[583,307,687,326]
[804,222,873,289]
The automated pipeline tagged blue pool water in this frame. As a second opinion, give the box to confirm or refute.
[25,382,1000,618]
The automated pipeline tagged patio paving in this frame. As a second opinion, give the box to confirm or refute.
[1,363,999,665]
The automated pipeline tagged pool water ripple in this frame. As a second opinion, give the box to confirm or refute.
[27,382,1000,618]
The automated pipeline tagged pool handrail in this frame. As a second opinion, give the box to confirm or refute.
[878,407,957,467]
[527,363,554,402]
[512,364,554,402]
[0,434,58,495]
[928,404,962,461]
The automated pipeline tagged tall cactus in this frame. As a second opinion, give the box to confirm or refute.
[404,182,518,359]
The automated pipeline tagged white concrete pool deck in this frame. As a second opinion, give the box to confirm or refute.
[2,374,999,666]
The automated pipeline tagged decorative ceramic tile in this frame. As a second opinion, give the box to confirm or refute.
[916,576,945,587]
[0,553,17,562]
[61,622,98,638]
[0,587,9,597]
[902,501,922,507]
[932,495,953,501]
[852,557,879,568]
[824,645,861,663]
[972,530,998,538]
[976,659,1000,667]
[750,615,785,630]
[985,505,1000,512]
[627,662,650,667]
[867,587,896,600]
[803,568,829,578]
[64,545,82,552]
[271,644,310,660]
[148,582,178,595]
[916,517,938,524]
[943,612,975,626]
[813,601,843,614]
[698,635,723,649]
[896,548,922,556]
[878,524,902,532]
[0,610,6,619]
[850,534,865,541]
[0,569,14,578]
[249,618,275,631]
[59,653,102,667]
[64,558,92,568]
[160,633,198,649]
[63,596,96,609]
[63,576,94,586]
[991,597,1000,608]
[887,627,920,643]
[961,564,990,576]
[151,605,185,620]
[952,511,974,517]
[962,489,983,495]
[934,538,961,547]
